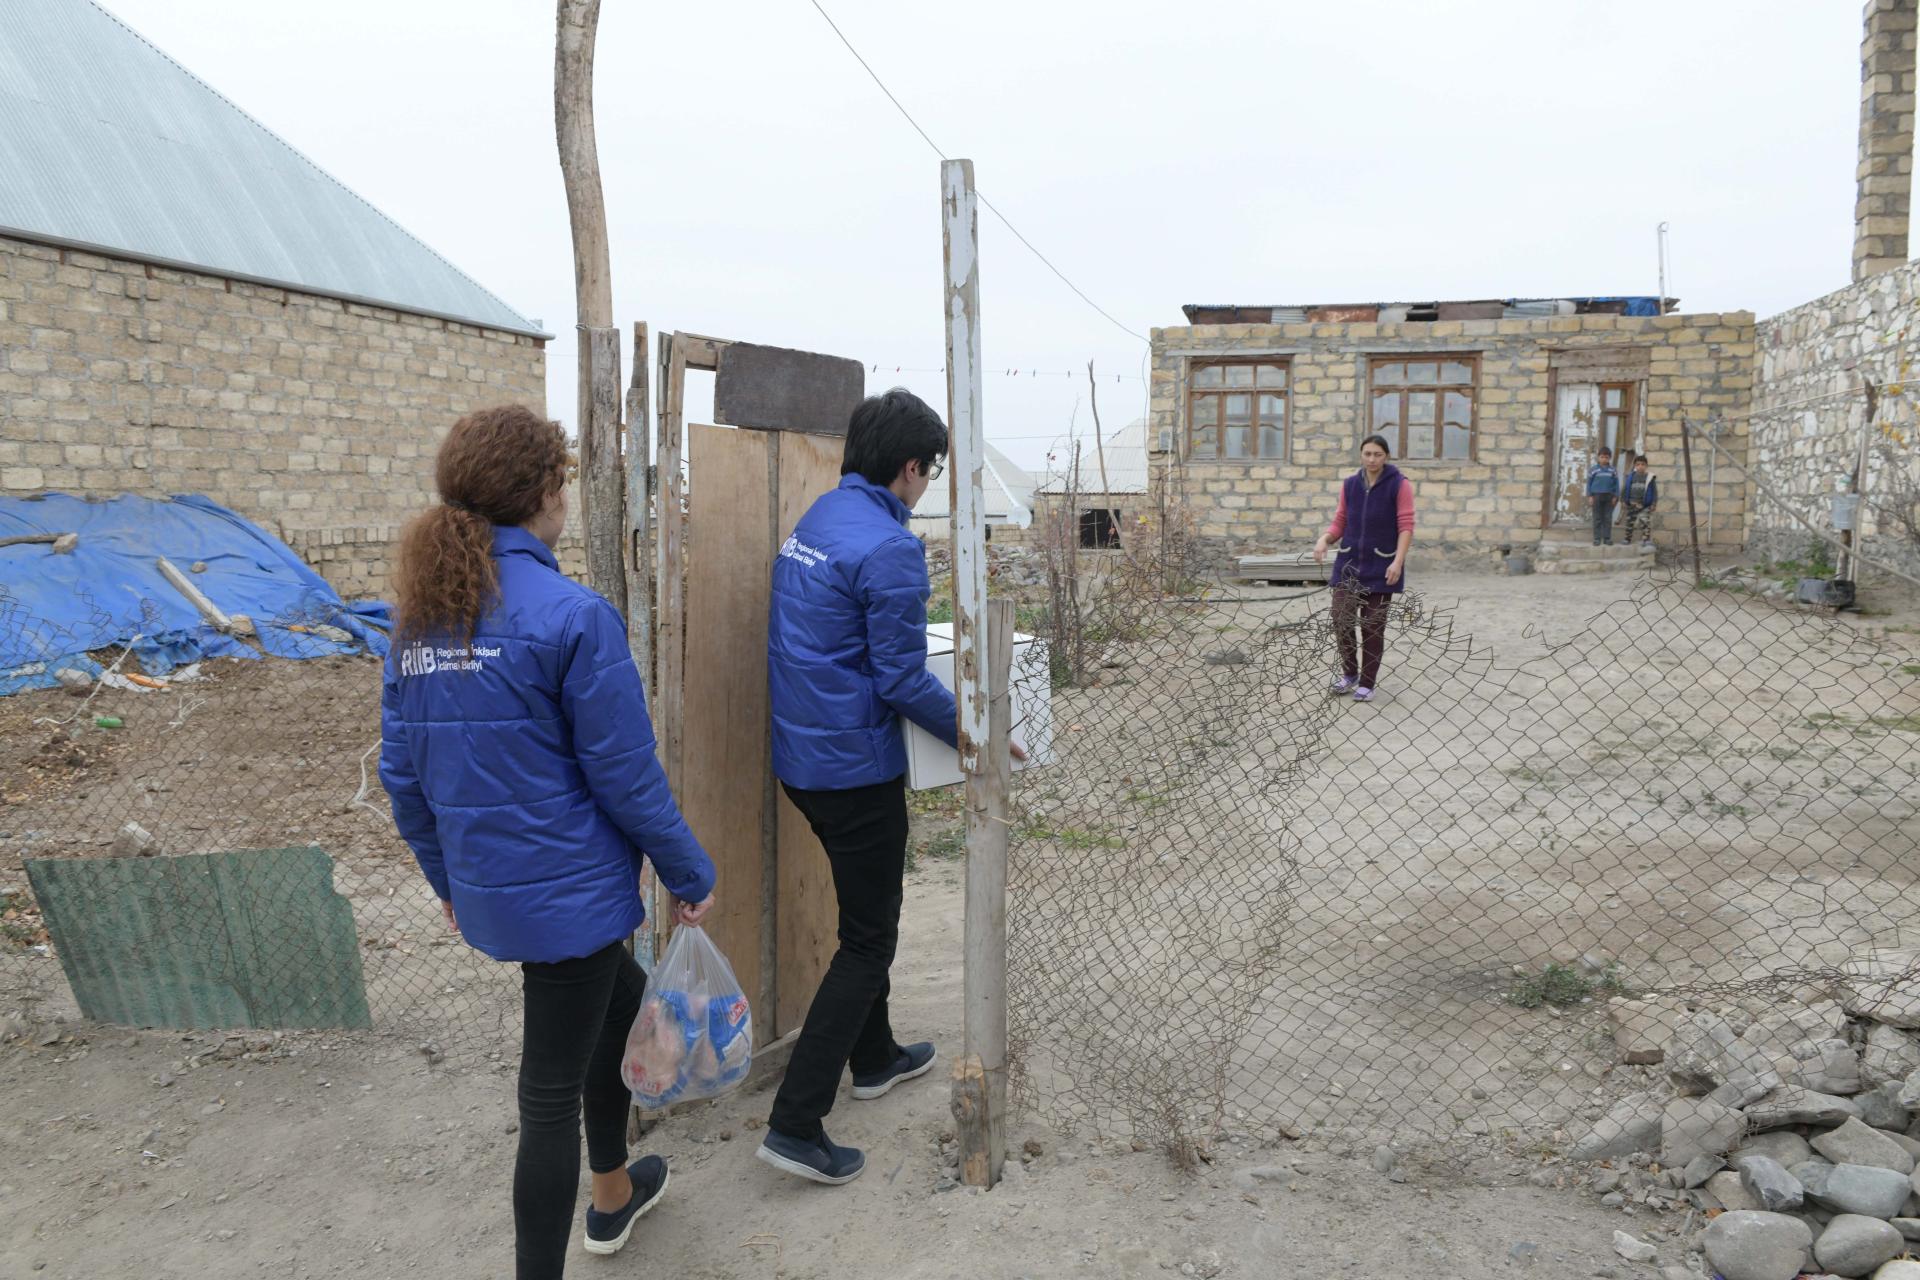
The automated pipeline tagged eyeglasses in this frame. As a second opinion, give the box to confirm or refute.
[922,459,944,482]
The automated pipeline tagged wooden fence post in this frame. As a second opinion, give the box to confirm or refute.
[1680,416,1704,588]
[555,0,625,611]
[942,157,1008,1188]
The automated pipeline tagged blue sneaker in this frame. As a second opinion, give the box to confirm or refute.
[756,1128,866,1185]
[851,1042,937,1100]
[582,1155,669,1256]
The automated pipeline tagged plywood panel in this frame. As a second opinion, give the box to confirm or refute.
[682,423,774,1034]
[774,431,845,1034]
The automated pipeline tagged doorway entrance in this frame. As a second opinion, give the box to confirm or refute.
[1551,380,1640,525]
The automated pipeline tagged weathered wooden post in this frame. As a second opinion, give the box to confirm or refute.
[1680,416,1704,588]
[942,158,1009,1188]
[554,0,626,614]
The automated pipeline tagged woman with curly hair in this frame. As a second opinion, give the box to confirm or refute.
[380,404,716,1278]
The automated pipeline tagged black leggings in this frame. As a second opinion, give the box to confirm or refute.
[515,939,646,1280]
[1331,586,1392,689]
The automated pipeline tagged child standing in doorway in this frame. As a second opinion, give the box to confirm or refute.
[1621,454,1659,546]
[1586,447,1621,546]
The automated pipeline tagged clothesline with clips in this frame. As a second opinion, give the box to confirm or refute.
[866,363,1144,382]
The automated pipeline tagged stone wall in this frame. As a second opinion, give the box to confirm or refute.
[286,525,587,602]
[0,235,547,597]
[1752,262,1920,587]
[1149,313,1755,564]
[1853,0,1917,281]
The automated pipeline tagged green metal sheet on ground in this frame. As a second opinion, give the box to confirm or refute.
[24,846,371,1030]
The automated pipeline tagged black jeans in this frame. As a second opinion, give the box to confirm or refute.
[1331,586,1392,689]
[515,940,646,1280]
[769,775,909,1141]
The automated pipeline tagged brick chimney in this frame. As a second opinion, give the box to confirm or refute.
[1854,0,1918,281]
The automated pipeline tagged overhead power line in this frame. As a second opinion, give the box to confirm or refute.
[804,0,1148,346]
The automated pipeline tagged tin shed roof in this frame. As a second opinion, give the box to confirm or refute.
[911,443,1037,527]
[0,0,547,337]
[1034,419,1150,496]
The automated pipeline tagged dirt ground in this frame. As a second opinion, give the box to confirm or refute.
[1007,562,1920,1152]
[2,852,1678,1280]
[2,566,1917,1279]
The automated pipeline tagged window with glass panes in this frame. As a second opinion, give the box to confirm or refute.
[1186,359,1289,460]
[1367,356,1478,461]
[1599,383,1635,458]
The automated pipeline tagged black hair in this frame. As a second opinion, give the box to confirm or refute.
[1597,446,1614,458]
[1633,453,1649,464]
[841,388,949,486]
[1360,434,1392,457]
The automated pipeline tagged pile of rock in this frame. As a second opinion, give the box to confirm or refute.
[923,544,1049,593]
[1569,948,1920,1279]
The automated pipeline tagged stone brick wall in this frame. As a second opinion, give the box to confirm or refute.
[0,234,547,597]
[285,525,586,602]
[1148,313,1755,566]
[1854,0,1916,281]
[1752,262,1920,587]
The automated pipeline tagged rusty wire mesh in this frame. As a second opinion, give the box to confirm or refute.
[1003,489,1920,1182]
[0,585,517,1065]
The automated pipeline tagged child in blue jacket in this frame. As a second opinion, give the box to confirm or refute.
[382,405,716,1279]
[1586,447,1622,546]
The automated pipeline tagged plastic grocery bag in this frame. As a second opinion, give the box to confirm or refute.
[620,924,753,1110]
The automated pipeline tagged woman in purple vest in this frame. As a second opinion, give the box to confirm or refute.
[1312,434,1415,702]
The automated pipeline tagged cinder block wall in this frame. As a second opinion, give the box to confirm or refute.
[1148,314,1755,564]
[1753,263,1920,586]
[0,235,548,598]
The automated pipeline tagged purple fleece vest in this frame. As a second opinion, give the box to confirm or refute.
[1331,464,1405,595]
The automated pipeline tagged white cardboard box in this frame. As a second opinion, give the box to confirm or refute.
[904,622,1054,790]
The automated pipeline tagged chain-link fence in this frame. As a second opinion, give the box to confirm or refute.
[8,494,1920,1193]
[0,586,517,1064]
[1005,487,1920,1181]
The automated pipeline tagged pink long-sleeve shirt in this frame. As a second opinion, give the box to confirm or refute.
[1325,476,1417,542]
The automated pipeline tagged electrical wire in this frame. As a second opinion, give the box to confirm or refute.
[804,0,1148,346]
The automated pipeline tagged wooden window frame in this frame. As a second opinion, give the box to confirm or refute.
[1185,357,1291,461]
[1365,353,1482,463]
[1599,381,1637,464]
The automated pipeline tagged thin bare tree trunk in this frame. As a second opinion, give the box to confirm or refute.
[555,0,625,613]
[1087,360,1121,553]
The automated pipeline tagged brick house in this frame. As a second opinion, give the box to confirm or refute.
[0,0,549,598]
[1148,299,1755,567]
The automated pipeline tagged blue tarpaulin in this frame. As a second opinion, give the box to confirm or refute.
[0,493,389,696]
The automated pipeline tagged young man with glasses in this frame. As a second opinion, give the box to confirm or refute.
[757,388,1018,1184]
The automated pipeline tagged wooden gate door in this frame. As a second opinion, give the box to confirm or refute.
[653,334,864,1052]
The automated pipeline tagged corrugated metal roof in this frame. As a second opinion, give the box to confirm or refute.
[1180,297,1673,324]
[1034,419,1149,496]
[0,0,546,336]
[912,443,1036,526]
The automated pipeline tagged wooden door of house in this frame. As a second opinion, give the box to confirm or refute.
[1551,382,1639,524]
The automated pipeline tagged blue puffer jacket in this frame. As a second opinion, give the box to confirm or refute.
[769,474,959,791]
[380,526,715,964]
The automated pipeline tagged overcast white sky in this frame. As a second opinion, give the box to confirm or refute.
[108,0,1870,474]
